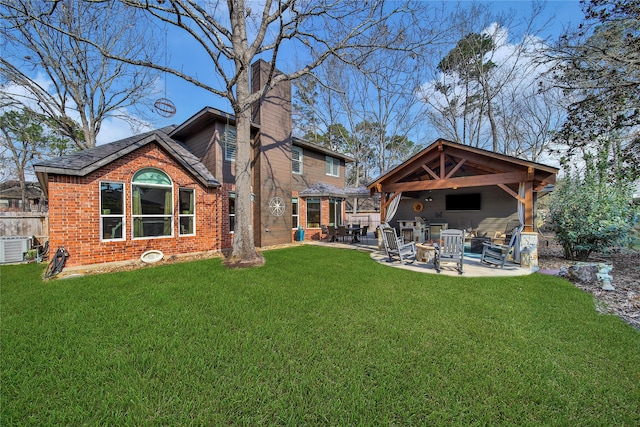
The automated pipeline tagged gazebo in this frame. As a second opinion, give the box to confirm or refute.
[367,139,558,265]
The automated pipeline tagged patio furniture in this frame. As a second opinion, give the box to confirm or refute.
[503,220,521,244]
[458,219,476,241]
[480,225,523,268]
[321,224,330,242]
[360,225,369,244]
[380,225,416,264]
[470,236,491,253]
[416,243,436,263]
[336,225,348,243]
[328,225,337,242]
[434,229,464,274]
[491,230,506,244]
[346,225,361,243]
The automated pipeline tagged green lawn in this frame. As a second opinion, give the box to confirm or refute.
[2,245,639,426]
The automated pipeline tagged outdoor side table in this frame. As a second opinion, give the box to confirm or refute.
[471,237,492,253]
[416,243,436,264]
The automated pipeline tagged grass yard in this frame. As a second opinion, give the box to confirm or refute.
[2,245,639,425]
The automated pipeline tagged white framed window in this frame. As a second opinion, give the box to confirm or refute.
[292,197,299,229]
[100,181,125,241]
[326,156,339,177]
[224,124,237,161]
[131,168,173,239]
[178,188,195,235]
[292,146,303,174]
[229,192,235,232]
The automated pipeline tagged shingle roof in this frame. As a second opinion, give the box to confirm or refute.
[0,181,43,199]
[33,126,221,192]
[292,137,354,163]
[34,127,174,174]
[299,182,348,197]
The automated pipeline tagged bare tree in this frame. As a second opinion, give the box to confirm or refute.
[497,76,565,162]
[0,0,159,149]
[420,2,555,154]
[294,5,442,179]
[23,0,415,265]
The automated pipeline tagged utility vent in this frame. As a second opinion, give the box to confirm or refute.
[0,236,32,264]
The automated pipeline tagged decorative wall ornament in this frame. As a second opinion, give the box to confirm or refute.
[269,197,285,216]
[413,202,423,213]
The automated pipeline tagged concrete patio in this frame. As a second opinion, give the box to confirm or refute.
[305,237,536,278]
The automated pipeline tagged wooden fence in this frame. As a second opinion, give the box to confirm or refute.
[0,212,48,240]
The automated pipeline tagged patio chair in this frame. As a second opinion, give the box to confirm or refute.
[336,225,348,243]
[327,225,337,242]
[380,225,416,264]
[503,220,521,244]
[458,219,476,241]
[480,225,523,268]
[321,224,330,242]
[434,229,464,274]
[360,225,369,244]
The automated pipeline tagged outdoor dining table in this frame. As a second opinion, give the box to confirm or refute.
[346,226,361,243]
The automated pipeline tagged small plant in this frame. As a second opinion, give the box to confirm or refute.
[24,249,38,261]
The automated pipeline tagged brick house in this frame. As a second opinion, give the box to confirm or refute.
[34,61,352,269]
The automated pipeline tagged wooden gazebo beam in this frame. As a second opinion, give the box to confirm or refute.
[384,171,527,193]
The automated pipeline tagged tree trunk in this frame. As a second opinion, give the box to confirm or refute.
[481,80,499,152]
[228,67,264,267]
[19,176,28,212]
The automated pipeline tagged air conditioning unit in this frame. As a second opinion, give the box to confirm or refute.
[0,236,32,264]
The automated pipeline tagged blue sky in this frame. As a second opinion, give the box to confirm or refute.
[97,0,586,144]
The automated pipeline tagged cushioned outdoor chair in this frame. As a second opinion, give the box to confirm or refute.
[434,229,465,274]
[480,225,523,268]
[380,225,416,264]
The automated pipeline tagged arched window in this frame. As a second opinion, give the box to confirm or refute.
[132,168,173,238]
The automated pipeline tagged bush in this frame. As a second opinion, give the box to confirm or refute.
[550,148,638,261]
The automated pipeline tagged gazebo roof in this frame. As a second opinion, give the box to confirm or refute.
[367,139,558,196]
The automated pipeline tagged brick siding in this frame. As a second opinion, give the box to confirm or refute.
[47,143,224,268]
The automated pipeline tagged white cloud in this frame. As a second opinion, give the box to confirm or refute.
[96,113,154,145]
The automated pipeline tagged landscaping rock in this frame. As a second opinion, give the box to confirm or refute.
[560,262,615,290]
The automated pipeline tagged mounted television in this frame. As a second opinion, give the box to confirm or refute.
[446,193,481,210]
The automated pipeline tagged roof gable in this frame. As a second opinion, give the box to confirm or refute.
[169,107,238,140]
[368,139,558,194]
[34,127,220,194]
